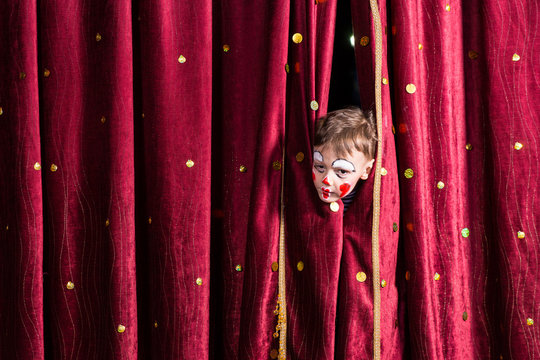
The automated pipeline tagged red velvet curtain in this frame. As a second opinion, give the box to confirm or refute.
[0,1,538,360]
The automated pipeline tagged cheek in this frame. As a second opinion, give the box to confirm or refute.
[339,183,351,197]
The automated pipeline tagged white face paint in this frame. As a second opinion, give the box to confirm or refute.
[313,151,323,163]
[332,159,355,172]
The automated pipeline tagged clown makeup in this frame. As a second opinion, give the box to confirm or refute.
[312,146,375,203]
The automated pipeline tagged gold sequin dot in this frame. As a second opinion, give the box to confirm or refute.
[178,55,186,63]
[445,4,451,11]
[271,262,278,272]
[382,77,388,85]
[196,277,203,286]
[462,311,468,321]
[148,217,152,224]
[527,318,534,326]
[466,143,473,150]
[296,152,305,162]
[272,161,281,171]
[297,261,304,271]
[330,202,339,212]
[356,271,367,282]
[154,321,158,328]
[406,84,417,94]
[44,68,51,77]
[360,36,369,46]
[285,64,290,73]
[235,264,243,272]
[512,53,520,62]
[95,33,102,42]
[418,43,423,50]
[223,44,230,52]
[461,228,470,238]
[381,279,387,288]
[434,272,441,281]
[19,72,26,80]
[34,162,41,171]
[405,271,411,281]
[50,164,58,172]
[186,159,194,168]
[105,219,110,227]
[404,168,414,179]
[292,33,303,44]
[514,142,523,150]
[270,349,278,359]
[468,50,479,60]
[393,222,398,232]
[517,231,525,239]
[117,324,126,333]
[239,165,247,173]
[381,168,388,176]
[100,116,106,124]
[66,281,75,290]
[437,181,445,189]
[310,100,319,111]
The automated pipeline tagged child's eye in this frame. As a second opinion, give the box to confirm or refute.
[314,165,325,173]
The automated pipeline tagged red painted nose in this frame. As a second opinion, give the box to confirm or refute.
[322,176,331,186]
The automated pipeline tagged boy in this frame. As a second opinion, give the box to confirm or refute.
[312,107,378,211]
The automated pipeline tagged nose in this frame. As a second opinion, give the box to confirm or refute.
[322,176,331,186]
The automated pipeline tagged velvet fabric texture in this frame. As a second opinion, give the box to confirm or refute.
[0,0,538,359]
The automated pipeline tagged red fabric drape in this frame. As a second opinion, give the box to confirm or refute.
[1,0,539,359]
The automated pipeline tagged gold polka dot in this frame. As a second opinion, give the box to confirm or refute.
[437,181,445,189]
[19,72,26,80]
[148,217,152,224]
[330,202,339,212]
[462,311,468,321]
[512,53,520,62]
[517,231,525,239]
[381,168,388,176]
[178,55,186,63]
[292,33,303,44]
[406,83,417,94]
[466,143,473,150]
[381,279,387,288]
[445,4,450,11]
[418,43,423,50]
[235,264,243,272]
[468,50,479,60]
[223,44,230,52]
[310,100,319,111]
[186,159,194,168]
[297,261,304,271]
[514,142,523,150]
[356,271,367,282]
[196,277,203,286]
[285,64,290,73]
[100,116,106,124]
[66,281,75,290]
[393,222,398,232]
[434,272,441,281]
[239,165,247,173]
[34,162,41,171]
[272,161,281,171]
[117,324,126,333]
[50,164,58,172]
[382,77,388,85]
[461,228,470,238]
[105,219,110,227]
[95,33,102,42]
[44,68,51,77]
[270,349,278,359]
[360,36,369,46]
[154,321,158,328]
[295,152,305,162]
[527,318,534,326]
[271,262,278,272]
[405,271,411,281]
[404,168,414,178]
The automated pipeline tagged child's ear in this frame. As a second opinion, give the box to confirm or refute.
[360,159,376,180]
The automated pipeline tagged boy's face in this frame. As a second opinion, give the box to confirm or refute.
[312,145,375,203]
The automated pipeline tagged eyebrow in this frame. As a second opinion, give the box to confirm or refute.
[331,159,356,172]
